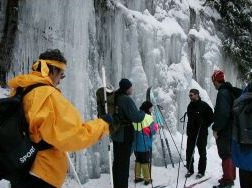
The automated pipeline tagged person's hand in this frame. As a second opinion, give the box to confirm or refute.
[213,131,218,139]
[153,123,159,131]
[143,127,151,136]
[101,114,113,125]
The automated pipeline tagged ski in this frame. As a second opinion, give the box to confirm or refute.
[146,86,152,101]
[184,177,211,188]
[153,184,168,188]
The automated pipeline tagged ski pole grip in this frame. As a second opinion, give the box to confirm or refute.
[102,66,108,114]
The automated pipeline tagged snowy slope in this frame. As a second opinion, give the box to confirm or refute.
[62,146,240,188]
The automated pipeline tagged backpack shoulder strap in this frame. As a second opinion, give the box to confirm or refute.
[21,83,53,97]
[19,83,53,151]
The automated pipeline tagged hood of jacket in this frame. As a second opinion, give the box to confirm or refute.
[8,71,54,92]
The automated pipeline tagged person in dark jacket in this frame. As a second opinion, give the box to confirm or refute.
[232,73,252,188]
[111,78,145,188]
[185,89,214,179]
[212,70,236,188]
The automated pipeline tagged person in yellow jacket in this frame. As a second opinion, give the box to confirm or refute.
[8,49,111,188]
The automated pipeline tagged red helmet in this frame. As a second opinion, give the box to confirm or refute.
[212,70,225,82]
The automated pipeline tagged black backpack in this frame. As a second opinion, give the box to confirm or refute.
[230,87,242,100]
[233,97,252,145]
[96,87,120,134]
[0,84,52,182]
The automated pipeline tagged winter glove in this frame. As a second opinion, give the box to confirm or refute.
[153,123,159,132]
[101,114,113,125]
[143,127,151,136]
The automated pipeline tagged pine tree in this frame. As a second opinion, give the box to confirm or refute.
[205,0,252,73]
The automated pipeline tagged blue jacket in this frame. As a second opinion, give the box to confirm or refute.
[133,114,158,152]
[232,89,252,171]
[232,140,252,171]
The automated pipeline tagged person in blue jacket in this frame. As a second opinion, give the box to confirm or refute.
[232,72,252,188]
[133,101,159,185]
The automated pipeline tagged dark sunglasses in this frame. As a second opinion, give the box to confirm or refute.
[60,73,66,79]
[189,94,194,97]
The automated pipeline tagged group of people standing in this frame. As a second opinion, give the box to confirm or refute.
[2,48,156,188]
[3,48,252,188]
[108,78,158,188]
[185,70,252,188]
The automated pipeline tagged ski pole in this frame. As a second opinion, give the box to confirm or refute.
[134,123,139,188]
[183,126,201,188]
[154,107,167,168]
[179,112,187,166]
[155,106,174,168]
[67,153,82,187]
[159,127,167,168]
[102,66,114,188]
[160,125,174,168]
[175,112,187,188]
[157,105,186,167]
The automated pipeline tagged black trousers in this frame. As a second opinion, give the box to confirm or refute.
[11,174,55,188]
[135,151,151,163]
[186,134,207,174]
[113,141,133,188]
[216,135,232,160]
[239,169,252,188]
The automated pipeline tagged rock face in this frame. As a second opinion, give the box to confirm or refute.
[0,0,240,182]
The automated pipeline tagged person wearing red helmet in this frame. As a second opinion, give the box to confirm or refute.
[211,70,236,188]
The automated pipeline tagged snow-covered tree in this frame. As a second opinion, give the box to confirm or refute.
[205,0,252,73]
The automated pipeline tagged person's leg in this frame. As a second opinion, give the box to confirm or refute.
[222,158,236,183]
[216,136,236,185]
[186,136,196,174]
[113,141,132,188]
[141,151,151,185]
[197,135,207,175]
[113,142,121,188]
[134,152,143,182]
[239,168,252,188]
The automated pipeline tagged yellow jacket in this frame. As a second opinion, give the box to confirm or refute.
[8,71,109,187]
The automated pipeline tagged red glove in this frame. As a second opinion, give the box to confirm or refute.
[143,127,151,136]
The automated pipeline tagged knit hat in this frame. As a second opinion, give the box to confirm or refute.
[212,70,225,82]
[189,89,199,95]
[140,101,153,114]
[119,78,132,92]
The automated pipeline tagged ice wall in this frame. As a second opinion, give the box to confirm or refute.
[0,0,241,184]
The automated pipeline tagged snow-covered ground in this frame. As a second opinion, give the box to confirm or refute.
[62,146,240,188]
[0,88,9,98]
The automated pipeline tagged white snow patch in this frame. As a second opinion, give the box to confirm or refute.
[0,88,9,98]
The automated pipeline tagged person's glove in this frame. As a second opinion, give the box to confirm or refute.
[153,123,159,132]
[101,114,113,125]
[143,127,151,136]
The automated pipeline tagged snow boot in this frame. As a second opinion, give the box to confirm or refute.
[185,171,194,178]
[213,181,234,188]
[144,179,152,186]
[196,173,204,179]
[134,178,144,183]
